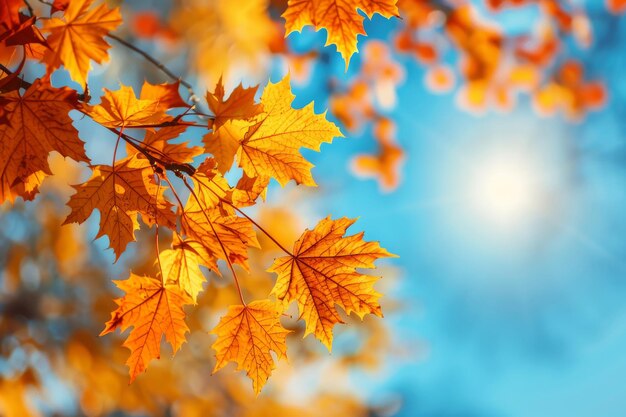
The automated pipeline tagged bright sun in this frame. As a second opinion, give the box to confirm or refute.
[466,150,540,228]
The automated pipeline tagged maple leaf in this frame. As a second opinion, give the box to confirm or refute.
[0,78,88,203]
[191,158,233,211]
[268,217,395,349]
[101,273,193,382]
[127,125,203,166]
[181,203,259,272]
[140,80,190,110]
[178,158,259,269]
[230,173,269,207]
[206,77,262,130]
[160,234,215,302]
[211,300,290,394]
[282,0,399,66]
[42,0,122,86]
[236,75,343,186]
[64,155,176,260]
[203,119,249,174]
[88,84,172,128]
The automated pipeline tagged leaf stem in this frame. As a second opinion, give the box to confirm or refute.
[192,174,294,256]
[181,177,247,306]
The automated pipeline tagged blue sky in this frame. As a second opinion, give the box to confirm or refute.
[282,4,626,415]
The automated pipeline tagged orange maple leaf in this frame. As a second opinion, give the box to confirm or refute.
[236,75,342,186]
[64,155,176,260]
[269,217,395,349]
[211,300,290,394]
[0,78,88,203]
[127,125,203,166]
[41,0,122,86]
[140,80,190,110]
[230,173,269,207]
[101,273,193,382]
[181,203,259,272]
[282,0,399,66]
[88,84,172,128]
[206,77,262,130]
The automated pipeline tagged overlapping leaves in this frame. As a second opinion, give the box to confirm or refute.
[0,0,395,396]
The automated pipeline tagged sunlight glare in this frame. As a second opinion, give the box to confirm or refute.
[466,150,540,228]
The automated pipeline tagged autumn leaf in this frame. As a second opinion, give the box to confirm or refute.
[206,77,262,130]
[140,80,190,110]
[211,300,290,394]
[181,204,259,272]
[160,235,214,302]
[203,119,250,174]
[101,273,193,382]
[230,173,269,207]
[282,0,399,66]
[64,155,176,260]
[88,84,172,128]
[42,0,122,86]
[269,217,395,349]
[191,158,233,211]
[0,78,88,203]
[127,125,203,166]
[236,75,343,186]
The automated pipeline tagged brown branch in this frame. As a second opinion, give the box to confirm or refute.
[106,127,196,176]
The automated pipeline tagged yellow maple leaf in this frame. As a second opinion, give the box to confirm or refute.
[203,119,250,174]
[42,0,122,86]
[160,234,215,302]
[269,217,395,349]
[100,273,193,382]
[230,173,269,207]
[237,75,343,186]
[88,84,172,128]
[211,299,290,394]
[282,0,399,66]
[64,155,176,260]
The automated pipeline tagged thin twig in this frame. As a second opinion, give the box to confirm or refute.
[22,0,34,16]
[107,33,196,95]
[105,126,196,176]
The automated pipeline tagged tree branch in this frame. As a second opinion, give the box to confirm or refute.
[107,33,197,98]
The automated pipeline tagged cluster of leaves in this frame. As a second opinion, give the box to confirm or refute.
[0,180,401,416]
[1,0,397,394]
